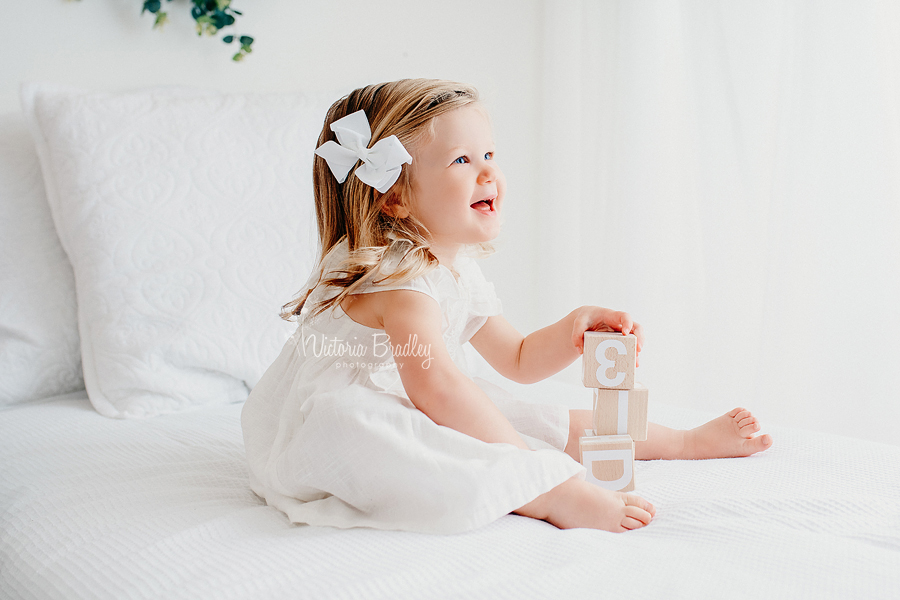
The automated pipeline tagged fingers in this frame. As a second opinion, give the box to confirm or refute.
[614,313,644,368]
[615,313,643,350]
[619,313,635,336]
[631,321,645,354]
[571,312,592,354]
[571,307,646,359]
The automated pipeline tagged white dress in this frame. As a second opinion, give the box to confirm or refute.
[241,242,584,534]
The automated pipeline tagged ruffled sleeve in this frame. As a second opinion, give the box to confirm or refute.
[302,242,442,323]
[354,266,441,303]
[455,254,503,344]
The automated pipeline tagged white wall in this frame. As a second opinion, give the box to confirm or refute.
[2,0,545,331]
[7,1,898,447]
[538,1,900,448]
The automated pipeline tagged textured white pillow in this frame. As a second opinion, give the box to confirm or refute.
[21,84,325,418]
[0,111,83,406]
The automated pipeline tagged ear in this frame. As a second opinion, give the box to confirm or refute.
[381,192,410,219]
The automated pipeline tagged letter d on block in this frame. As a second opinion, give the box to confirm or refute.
[579,434,635,492]
[583,449,634,491]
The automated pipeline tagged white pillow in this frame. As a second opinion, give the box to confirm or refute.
[21,83,326,418]
[0,111,83,406]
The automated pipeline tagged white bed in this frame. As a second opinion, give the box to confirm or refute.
[2,84,899,599]
[3,384,899,599]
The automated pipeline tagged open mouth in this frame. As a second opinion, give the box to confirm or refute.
[470,197,496,213]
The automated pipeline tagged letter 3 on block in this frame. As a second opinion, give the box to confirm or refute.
[582,332,636,389]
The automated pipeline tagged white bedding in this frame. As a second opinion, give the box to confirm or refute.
[2,378,898,600]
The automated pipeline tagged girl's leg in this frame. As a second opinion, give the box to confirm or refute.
[566,407,773,462]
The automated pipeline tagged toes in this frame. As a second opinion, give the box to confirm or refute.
[740,423,760,437]
[743,433,773,455]
[621,493,656,517]
[737,414,755,427]
[727,407,746,418]
[738,416,759,437]
[622,516,650,530]
[733,410,752,423]
[624,505,654,526]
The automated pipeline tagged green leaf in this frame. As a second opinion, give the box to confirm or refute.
[142,0,161,14]
[222,35,234,44]
[210,11,228,29]
[153,11,169,29]
[216,0,231,10]
[232,51,244,62]
[239,35,254,46]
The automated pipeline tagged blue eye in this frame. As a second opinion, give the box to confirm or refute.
[454,156,468,164]
[484,152,493,160]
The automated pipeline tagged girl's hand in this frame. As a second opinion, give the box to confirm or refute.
[571,307,645,366]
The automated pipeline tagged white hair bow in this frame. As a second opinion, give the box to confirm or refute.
[314,110,412,194]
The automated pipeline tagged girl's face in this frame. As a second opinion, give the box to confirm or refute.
[407,105,505,260]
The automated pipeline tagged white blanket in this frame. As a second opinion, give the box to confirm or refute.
[1,382,898,599]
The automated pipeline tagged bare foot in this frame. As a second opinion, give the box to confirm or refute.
[681,407,773,460]
[516,477,655,532]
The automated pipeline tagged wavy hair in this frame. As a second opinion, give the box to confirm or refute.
[282,79,485,320]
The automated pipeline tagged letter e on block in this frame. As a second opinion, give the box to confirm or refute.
[593,383,648,441]
[579,435,635,492]
[582,331,636,389]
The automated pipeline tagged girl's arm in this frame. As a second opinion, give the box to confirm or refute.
[469,307,644,384]
[373,289,530,449]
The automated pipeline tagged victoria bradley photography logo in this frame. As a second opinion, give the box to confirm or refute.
[298,331,433,369]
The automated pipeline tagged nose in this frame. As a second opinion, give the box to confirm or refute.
[477,160,500,185]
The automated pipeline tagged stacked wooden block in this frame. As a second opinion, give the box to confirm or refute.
[579,331,648,492]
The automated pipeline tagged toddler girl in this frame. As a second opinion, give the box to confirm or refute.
[241,79,773,535]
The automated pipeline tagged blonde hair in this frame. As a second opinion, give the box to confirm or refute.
[282,79,485,320]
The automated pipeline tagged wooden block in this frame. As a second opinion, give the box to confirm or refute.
[579,435,635,492]
[593,383,648,441]
[582,331,636,389]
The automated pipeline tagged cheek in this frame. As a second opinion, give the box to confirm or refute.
[409,192,446,227]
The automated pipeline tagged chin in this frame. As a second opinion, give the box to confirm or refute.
[474,230,502,244]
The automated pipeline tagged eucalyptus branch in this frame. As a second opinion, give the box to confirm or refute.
[138,0,254,61]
